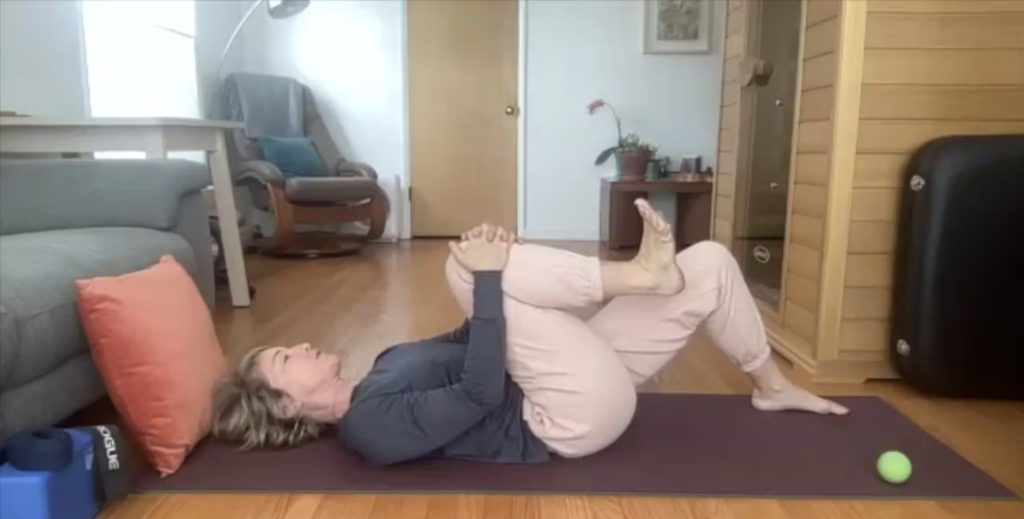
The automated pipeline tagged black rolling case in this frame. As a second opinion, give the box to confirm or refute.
[891,135,1024,399]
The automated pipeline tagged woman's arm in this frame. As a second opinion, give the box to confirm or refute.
[341,272,506,465]
[427,319,472,344]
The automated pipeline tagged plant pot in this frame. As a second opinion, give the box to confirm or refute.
[617,149,653,180]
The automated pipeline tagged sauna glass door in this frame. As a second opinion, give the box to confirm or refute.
[734,0,802,308]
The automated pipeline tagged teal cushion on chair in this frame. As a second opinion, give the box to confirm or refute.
[256,137,328,177]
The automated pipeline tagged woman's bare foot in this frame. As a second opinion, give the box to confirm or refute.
[749,359,849,415]
[630,199,685,296]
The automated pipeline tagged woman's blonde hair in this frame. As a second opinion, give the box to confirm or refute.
[212,346,324,449]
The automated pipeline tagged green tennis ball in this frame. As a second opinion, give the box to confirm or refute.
[877,450,913,485]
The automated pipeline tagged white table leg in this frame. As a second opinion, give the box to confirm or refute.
[144,129,167,158]
[209,131,251,307]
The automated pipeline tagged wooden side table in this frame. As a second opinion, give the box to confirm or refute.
[600,179,713,250]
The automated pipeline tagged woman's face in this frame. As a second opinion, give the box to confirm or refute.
[255,343,343,409]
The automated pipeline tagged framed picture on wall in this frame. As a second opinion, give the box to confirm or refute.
[642,0,712,54]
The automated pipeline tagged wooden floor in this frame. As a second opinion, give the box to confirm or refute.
[101,241,1023,519]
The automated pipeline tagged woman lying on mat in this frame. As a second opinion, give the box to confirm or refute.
[212,199,847,465]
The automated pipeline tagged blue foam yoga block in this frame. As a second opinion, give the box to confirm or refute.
[0,429,98,519]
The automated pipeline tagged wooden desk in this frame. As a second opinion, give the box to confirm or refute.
[600,179,713,250]
[0,117,251,307]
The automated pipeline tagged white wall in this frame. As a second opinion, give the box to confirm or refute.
[523,0,726,240]
[0,0,90,117]
[194,0,245,116]
[237,0,409,237]
[0,0,241,117]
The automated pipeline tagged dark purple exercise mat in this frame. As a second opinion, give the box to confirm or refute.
[136,395,1016,499]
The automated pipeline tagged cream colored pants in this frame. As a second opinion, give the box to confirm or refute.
[444,241,771,458]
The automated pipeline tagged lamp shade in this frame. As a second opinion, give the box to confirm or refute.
[268,0,310,19]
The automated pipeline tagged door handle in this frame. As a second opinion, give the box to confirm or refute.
[739,58,773,88]
[504,106,519,116]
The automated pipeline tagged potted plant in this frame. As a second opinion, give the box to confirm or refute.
[588,99,659,180]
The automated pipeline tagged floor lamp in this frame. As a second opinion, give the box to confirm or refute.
[205,0,309,277]
[215,0,310,82]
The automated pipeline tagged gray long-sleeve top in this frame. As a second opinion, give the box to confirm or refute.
[338,271,550,465]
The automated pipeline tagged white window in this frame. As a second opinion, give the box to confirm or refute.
[82,0,201,161]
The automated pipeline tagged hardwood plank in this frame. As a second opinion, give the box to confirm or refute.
[845,254,895,287]
[784,300,818,345]
[804,17,839,59]
[621,497,686,519]
[426,495,486,519]
[802,52,837,90]
[794,153,831,186]
[862,49,1024,85]
[780,501,862,519]
[851,188,900,222]
[797,120,834,153]
[851,501,958,519]
[312,495,376,519]
[938,502,1024,519]
[799,86,835,122]
[725,499,791,519]
[686,499,738,519]
[535,496,585,519]
[857,120,1024,153]
[482,495,513,519]
[842,287,893,319]
[786,272,821,310]
[853,153,908,188]
[792,183,828,218]
[840,319,890,352]
[369,495,430,519]
[806,0,841,27]
[860,85,1024,121]
[510,496,541,519]
[868,0,1024,14]
[587,496,625,519]
[790,214,825,250]
[866,13,1024,49]
[99,495,166,519]
[848,221,898,253]
[787,243,823,282]
[280,495,325,519]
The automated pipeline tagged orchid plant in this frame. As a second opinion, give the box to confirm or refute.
[588,99,657,165]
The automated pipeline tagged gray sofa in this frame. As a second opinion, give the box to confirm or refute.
[0,159,215,441]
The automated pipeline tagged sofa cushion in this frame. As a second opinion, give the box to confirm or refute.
[0,228,196,391]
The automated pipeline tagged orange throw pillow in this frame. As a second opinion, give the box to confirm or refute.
[76,255,226,476]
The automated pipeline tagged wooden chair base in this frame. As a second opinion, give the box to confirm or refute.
[261,231,362,259]
[264,185,389,259]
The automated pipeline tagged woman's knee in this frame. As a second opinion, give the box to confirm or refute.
[543,375,638,458]
[677,241,739,280]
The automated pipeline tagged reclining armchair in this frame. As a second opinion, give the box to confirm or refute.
[220,74,389,257]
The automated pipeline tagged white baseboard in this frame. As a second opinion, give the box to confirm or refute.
[522,226,599,241]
